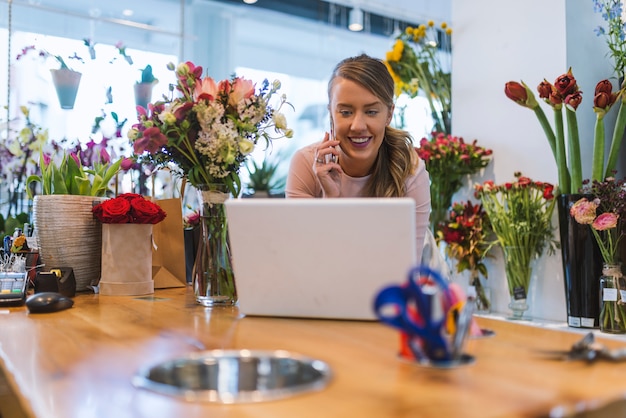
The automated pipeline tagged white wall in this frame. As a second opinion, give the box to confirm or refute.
[451,0,612,321]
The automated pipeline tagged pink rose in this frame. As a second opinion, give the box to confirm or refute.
[570,198,598,225]
[592,212,619,231]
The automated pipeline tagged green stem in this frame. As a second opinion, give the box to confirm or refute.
[605,97,626,177]
[553,107,569,194]
[533,105,557,163]
[592,114,606,182]
[565,108,582,194]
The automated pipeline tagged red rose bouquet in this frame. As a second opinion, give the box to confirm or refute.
[92,193,166,224]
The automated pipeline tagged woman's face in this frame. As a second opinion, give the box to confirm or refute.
[329,77,393,177]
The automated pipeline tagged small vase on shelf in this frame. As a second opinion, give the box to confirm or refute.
[599,263,626,334]
[192,184,237,306]
[468,269,491,314]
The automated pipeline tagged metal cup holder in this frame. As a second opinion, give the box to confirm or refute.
[132,349,332,403]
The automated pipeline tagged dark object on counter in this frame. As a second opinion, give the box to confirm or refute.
[26,292,74,314]
[34,267,76,297]
[540,332,626,362]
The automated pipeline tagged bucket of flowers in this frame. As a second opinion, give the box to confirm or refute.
[93,193,167,296]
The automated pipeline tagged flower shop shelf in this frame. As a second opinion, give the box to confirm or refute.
[3,287,626,418]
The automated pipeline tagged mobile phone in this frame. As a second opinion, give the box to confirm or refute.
[326,120,338,164]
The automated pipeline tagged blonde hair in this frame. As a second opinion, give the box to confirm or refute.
[328,54,417,197]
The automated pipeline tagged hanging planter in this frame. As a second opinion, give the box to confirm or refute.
[134,82,155,110]
[134,65,158,111]
[50,68,82,109]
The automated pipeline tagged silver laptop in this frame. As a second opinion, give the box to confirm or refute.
[225,198,417,320]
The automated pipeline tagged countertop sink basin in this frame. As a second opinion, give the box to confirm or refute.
[132,349,332,403]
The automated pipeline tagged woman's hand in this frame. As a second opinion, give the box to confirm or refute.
[313,132,343,197]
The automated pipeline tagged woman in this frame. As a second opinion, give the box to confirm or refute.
[285,53,431,262]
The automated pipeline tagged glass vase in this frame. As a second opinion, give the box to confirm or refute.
[468,269,491,314]
[599,263,626,334]
[192,184,237,306]
[502,246,534,320]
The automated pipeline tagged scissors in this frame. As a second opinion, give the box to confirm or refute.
[373,265,455,362]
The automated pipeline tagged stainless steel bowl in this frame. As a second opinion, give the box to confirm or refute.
[132,349,332,403]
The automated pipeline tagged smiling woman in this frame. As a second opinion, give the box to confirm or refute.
[285,53,431,262]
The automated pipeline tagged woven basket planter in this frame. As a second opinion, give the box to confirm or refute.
[33,195,105,291]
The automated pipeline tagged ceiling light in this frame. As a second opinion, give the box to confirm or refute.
[349,7,363,32]
[243,0,258,4]
[122,9,134,17]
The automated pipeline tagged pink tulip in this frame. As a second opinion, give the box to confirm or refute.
[194,77,218,102]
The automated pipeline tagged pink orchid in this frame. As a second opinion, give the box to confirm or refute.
[133,126,168,154]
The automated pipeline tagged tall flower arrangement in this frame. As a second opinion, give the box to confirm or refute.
[384,21,452,134]
[504,69,626,194]
[475,173,558,316]
[416,132,492,232]
[128,61,293,197]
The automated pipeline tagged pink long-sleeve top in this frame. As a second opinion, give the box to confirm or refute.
[285,142,431,263]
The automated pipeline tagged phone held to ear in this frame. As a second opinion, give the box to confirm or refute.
[326,122,338,164]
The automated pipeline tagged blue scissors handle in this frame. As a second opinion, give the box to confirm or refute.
[373,264,452,362]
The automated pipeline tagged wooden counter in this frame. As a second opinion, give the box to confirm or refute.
[1,287,626,418]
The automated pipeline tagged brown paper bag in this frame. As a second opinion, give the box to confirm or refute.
[100,224,154,296]
[151,198,187,288]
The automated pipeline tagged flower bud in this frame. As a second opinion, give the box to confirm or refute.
[595,79,613,95]
[564,91,583,111]
[537,80,553,99]
[504,81,539,109]
[594,91,612,109]
[554,68,578,96]
[505,81,527,102]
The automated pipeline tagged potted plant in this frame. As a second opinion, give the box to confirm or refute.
[16,45,85,109]
[134,65,158,110]
[26,150,123,291]
[245,157,286,198]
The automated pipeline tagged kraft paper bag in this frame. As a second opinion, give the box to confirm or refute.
[100,224,154,296]
[151,198,187,288]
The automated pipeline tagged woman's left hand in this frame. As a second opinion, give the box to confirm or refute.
[313,133,343,197]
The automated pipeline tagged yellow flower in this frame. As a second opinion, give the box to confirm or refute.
[238,139,254,155]
[384,19,452,133]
